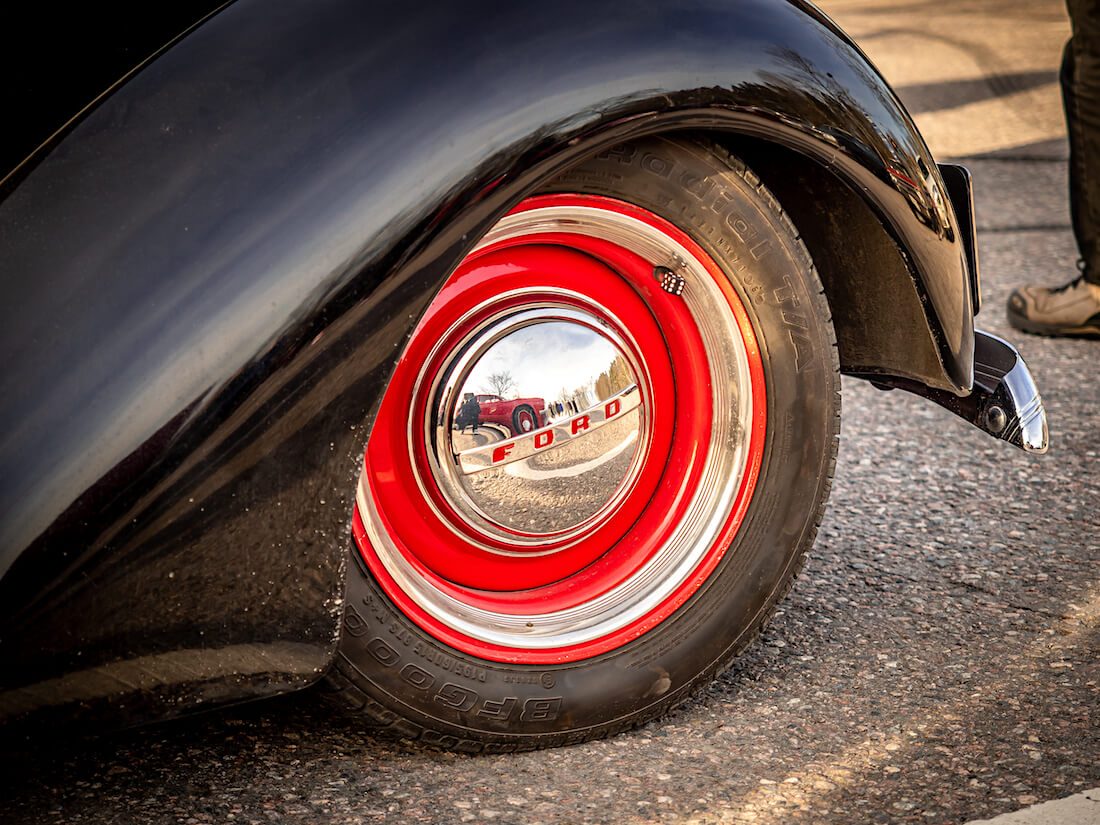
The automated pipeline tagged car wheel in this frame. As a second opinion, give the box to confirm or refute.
[511,404,537,434]
[326,136,840,751]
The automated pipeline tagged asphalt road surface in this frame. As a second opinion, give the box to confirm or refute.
[2,1,1096,823]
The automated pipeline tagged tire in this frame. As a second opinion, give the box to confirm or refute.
[511,404,537,434]
[326,136,840,751]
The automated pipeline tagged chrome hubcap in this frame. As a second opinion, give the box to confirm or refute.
[429,307,647,541]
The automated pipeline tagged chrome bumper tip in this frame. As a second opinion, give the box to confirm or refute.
[862,329,1048,455]
[1005,380,1048,454]
[1002,382,1048,454]
[973,330,1048,454]
[1017,403,1049,453]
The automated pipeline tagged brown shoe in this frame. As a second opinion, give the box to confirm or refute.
[1007,273,1100,337]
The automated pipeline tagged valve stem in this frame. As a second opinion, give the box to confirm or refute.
[653,265,686,296]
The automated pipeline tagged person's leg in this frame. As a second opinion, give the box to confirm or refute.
[1064,0,1100,284]
[1006,0,1100,337]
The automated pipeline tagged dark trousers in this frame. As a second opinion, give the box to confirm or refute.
[1063,0,1100,284]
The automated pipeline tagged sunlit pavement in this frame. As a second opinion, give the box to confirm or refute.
[825,2,1098,822]
[823,0,1069,161]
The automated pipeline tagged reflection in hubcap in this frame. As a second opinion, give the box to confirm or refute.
[428,310,646,540]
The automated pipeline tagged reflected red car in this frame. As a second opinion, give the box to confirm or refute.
[475,394,546,435]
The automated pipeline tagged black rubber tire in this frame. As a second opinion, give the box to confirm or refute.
[325,136,840,752]
[511,404,537,434]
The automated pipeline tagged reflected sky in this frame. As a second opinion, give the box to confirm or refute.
[462,321,622,403]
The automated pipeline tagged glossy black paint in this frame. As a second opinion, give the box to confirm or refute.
[0,2,230,186]
[0,0,976,727]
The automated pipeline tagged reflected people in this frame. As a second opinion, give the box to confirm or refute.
[455,392,481,433]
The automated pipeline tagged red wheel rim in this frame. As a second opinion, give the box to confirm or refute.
[354,194,766,663]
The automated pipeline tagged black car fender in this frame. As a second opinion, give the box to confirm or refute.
[0,0,976,726]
